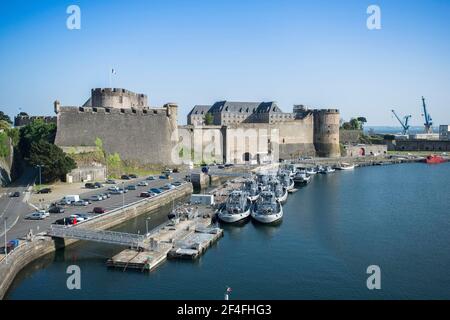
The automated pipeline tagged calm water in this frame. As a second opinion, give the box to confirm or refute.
[6,163,450,299]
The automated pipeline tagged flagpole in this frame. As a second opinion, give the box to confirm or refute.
[109,66,111,88]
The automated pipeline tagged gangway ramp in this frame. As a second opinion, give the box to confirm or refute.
[47,225,147,249]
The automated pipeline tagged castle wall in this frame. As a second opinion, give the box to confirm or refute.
[313,109,341,157]
[55,106,177,165]
[90,88,148,109]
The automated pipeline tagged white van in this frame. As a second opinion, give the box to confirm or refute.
[62,195,80,204]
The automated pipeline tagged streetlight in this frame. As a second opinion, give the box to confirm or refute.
[146,217,151,235]
[4,217,8,264]
[122,182,125,208]
[36,164,44,187]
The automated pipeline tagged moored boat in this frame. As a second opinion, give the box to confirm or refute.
[337,163,356,170]
[293,171,311,185]
[278,171,295,191]
[425,155,446,164]
[251,191,283,224]
[242,179,260,202]
[218,190,252,223]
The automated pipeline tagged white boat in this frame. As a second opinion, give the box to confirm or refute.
[293,172,311,185]
[242,179,260,202]
[251,191,283,224]
[268,179,288,204]
[218,190,252,223]
[323,166,335,174]
[306,167,317,175]
[338,163,355,170]
[278,171,295,191]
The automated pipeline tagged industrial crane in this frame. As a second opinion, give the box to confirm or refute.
[391,109,412,135]
[421,96,433,133]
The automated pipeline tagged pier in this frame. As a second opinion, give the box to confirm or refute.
[106,207,223,271]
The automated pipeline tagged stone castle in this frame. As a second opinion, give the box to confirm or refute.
[54,88,340,165]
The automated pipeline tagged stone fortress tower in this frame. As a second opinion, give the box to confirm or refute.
[54,88,178,165]
[89,88,148,109]
[313,109,341,158]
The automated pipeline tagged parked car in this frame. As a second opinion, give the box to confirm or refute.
[81,198,92,204]
[218,165,225,169]
[49,206,65,214]
[140,192,151,198]
[224,163,234,167]
[101,193,111,199]
[129,174,138,179]
[149,188,162,194]
[127,185,137,190]
[53,217,72,226]
[137,181,148,187]
[94,182,104,188]
[172,168,179,173]
[10,191,20,197]
[1,240,19,254]
[93,207,106,214]
[90,195,103,201]
[85,182,97,189]
[62,195,80,204]
[105,179,116,184]
[76,213,92,221]
[26,211,48,220]
[119,188,129,193]
[70,214,86,222]
[37,188,52,194]
[163,168,173,174]
[73,200,88,206]
[121,175,131,180]
[171,181,182,187]
[159,175,168,179]
[110,189,123,194]
[108,186,119,191]
[146,176,156,181]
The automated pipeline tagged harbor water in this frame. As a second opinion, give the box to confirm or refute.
[6,163,450,299]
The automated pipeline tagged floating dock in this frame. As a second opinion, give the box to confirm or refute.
[106,206,221,272]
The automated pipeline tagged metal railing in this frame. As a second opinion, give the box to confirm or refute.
[48,225,146,249]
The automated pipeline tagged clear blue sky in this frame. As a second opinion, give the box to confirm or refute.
[0,0,449,126]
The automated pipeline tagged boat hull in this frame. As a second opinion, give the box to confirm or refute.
[218,208,251,223]
[251,207,283,224]
[425,155,446,164]
[276,190,288,204]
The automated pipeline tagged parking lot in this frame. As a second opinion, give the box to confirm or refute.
[5,172,187,241]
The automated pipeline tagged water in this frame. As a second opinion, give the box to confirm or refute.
[6,163,450,299]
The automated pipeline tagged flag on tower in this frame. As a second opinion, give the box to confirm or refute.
[111,68,116,75]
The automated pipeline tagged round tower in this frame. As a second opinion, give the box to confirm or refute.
[91,88,148,109]
[313,109,340,157]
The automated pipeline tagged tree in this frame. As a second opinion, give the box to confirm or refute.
[28,140,76,183]
[19,119,56,159]
[0,111,12,125]
[357,117,367,129]
[204,113,214,125]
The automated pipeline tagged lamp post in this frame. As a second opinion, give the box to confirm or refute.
[36,164,44,187]
[122,182,125,208]
[4,217,8,264]
[146,217,151,235]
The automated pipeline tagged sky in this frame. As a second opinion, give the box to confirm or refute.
[0,0,449,126]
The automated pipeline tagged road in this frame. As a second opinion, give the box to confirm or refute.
[2,172,187,243]
[0,167,37,242]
